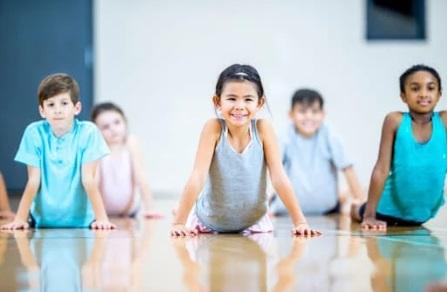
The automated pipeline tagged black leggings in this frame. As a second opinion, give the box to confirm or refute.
[358,203,424,226]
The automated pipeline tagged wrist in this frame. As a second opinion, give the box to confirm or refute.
[293,221,308,227]
[172,222,185,226]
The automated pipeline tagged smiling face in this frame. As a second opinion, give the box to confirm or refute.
[213,80,264,128]
[290,101,325,137]
[94,110,128,145]
[39,92,81,136]
[401,70,442,114]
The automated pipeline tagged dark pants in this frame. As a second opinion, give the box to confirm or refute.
[358,203,424,226]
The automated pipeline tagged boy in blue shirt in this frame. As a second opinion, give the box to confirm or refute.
[271,88,365,215]
[1,73,115,229]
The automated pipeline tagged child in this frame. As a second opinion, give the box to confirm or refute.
[352,64,447,230]
[171,64,320,237]
[91,102,162,218]
[0,172,15,219]
[271,89,364,216]
[1,73,115,229]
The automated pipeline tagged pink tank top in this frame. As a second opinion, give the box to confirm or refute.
[99,148,135,215]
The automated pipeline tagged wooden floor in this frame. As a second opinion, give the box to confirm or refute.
[1,199,447,292]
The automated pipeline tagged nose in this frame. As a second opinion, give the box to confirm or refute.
[235,100,244,109]
[54,105,63,114]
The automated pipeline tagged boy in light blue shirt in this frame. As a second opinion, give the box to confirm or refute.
[271,89,365,215]
[1,73,115,229]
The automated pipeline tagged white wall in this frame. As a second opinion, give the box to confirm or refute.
[95,0,447,195]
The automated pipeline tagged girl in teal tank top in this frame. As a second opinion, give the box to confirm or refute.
[353,64,447,229]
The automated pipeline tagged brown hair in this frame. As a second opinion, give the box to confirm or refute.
[37,73,80,106]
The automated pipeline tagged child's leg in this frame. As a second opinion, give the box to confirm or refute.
[185,209,216,234]
[243,213,274,234]
[350,202,365,222]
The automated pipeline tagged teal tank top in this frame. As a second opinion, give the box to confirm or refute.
[195,119,267,232]
[377,112,447,222]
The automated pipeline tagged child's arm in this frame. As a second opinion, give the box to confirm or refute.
[171,119,220,236]
[342,166,366,203]
[1,166,40,230]
[127,135,162,219]
[258,120,320,236]
[362,112,401,230]
[0,172,14,219]
[82,161,116,229]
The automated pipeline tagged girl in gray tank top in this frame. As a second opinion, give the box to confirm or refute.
[171,64,320,237]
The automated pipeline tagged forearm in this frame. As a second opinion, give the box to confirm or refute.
[138,181,154,210]
[344,166,365,201]
[15,184,38,221]
[364,168,388,218]
[84,182,109,221]
[0,175,12,211]
[272,176,307,225]
[174,177,203,224]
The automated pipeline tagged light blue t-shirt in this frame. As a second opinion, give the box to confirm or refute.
[196,119,267,232]
[377,112,447,222]
[15,119,110,228]
[271,124,351,215]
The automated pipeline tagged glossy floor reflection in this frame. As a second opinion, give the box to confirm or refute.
[1,199,447,291]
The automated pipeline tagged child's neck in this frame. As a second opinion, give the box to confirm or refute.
[409,111,433,125]
[227,124,251,153]
[108,143,126,152]
[51,121,74,137]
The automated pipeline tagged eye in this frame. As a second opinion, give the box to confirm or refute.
[62,101,69,106]
[114,119,121,125]
[245,98,254,102]
[47,103,54,107]
[227,97,236,101]
[101,124,110,131]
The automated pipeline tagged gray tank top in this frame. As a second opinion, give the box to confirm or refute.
[196,119,267,232]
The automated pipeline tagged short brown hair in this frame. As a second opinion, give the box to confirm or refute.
[38,73,80,106]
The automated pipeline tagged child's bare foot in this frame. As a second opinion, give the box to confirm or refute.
[143,210,164,219]
[0,210,15,219]
[350,203,362,222]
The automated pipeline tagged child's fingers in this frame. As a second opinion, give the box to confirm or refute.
[292,227,321,237]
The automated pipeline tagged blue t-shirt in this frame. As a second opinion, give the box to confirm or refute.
[377,112,447,222]
[271,124,351,215]
[15,119,110,228]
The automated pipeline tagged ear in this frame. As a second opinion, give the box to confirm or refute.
[258,96,266,108]
[212,95,221,109]
[74,101,82,115]
[400,92,407,103]
[39,105,46,119]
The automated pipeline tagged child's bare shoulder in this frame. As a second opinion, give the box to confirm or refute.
[438,111,447,127]
[383,111,403,129]
[203,118,222,136]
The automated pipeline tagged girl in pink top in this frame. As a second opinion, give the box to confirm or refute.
[92,102,162,218]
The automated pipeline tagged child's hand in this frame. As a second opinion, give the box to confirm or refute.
[171,223,198,237]
[0,210,16,219]
[292,223,321,237]
[0,218,30,230]
[142,210,164,219]
[91,220,116,230]
[361,217,387,230]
